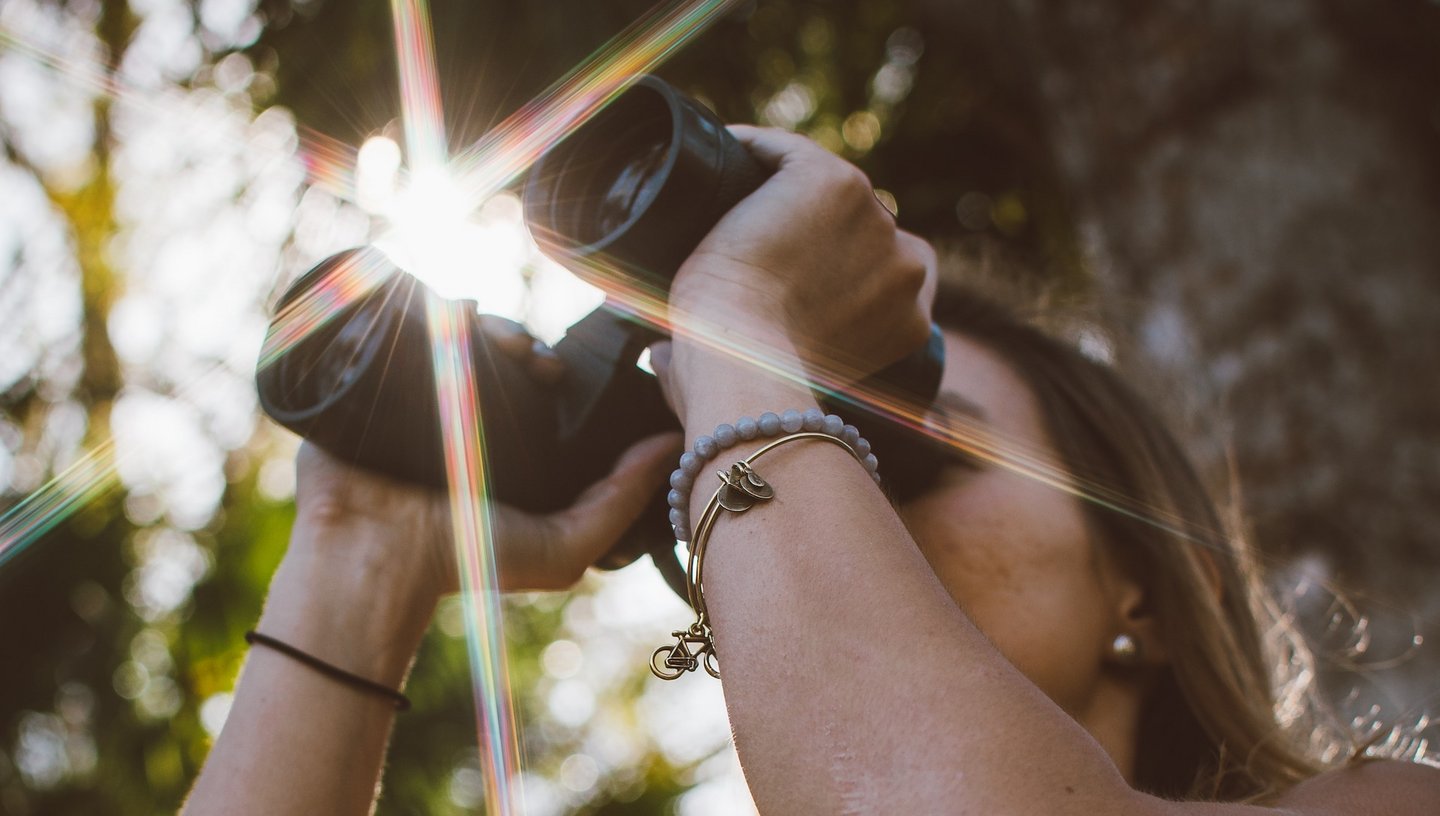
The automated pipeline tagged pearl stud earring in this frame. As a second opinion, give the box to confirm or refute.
[1110,633,1141,665]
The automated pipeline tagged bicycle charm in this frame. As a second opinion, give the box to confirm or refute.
[650,455,793,681]
[651,624,720,680]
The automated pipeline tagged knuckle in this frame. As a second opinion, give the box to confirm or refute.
[815,161,870,198]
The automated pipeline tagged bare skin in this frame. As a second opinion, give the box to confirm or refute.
[185,128,1440,815]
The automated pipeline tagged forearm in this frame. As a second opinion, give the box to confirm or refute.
[183,519,436,816]
[676,347,1144,815]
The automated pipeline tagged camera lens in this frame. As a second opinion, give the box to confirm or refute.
[592,132,669,240]
[271,292,389,414]
[527,84,676,252]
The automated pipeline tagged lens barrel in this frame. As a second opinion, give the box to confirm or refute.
[524,76,769,286]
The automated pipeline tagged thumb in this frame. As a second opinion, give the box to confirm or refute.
[550,431,683,570]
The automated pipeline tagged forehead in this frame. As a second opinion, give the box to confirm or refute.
[931,330,1055,452]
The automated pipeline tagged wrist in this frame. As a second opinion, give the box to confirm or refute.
[258,523,439,688]
[671,359,821,533]
[671,341,816,430]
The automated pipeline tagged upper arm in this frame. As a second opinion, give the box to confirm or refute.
[1157,760,1440,816]
[1270,760,1440,816]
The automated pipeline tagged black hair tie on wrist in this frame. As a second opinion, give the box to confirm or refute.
[244,630,411,711]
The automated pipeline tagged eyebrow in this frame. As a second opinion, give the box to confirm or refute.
[932,390,988,423]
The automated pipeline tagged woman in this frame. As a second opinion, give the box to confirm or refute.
[185,127,1439,814]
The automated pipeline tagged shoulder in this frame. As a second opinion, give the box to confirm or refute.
[1271,759,1440,816]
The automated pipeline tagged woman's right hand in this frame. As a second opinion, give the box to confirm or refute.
[290,316,681,609]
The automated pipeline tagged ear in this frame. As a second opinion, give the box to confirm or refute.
[1105,571,1170,669]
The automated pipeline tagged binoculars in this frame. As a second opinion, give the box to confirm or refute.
[256,76,944,595]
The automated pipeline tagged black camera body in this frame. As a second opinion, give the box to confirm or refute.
[256,76,943,594]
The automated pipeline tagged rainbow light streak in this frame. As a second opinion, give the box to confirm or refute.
[389,0,521,811]
[0,359,245,567]
[424,295,522,813]
[446,0,743,211]
[0,23,377,570]
[257,247,396,369]
[297,127,361,201]
[0,442,120,568]
[390,0,446,175]
[564,254,1214,552]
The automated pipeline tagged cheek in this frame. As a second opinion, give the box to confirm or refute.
[902,474,1113,710]
[904,471,1091,593]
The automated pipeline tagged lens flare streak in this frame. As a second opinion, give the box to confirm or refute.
[447,0,743,211]
[0,442,120,568]
[390,0,522,811]
[257,247,397,370]
[424,296,522,813]
[297,127,362,201]
[391,0,446,174]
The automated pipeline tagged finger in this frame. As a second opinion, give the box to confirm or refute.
[551,432,683,569]
[727,124,824,169]
[477,314,533,359]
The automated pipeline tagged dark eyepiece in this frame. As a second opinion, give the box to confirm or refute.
[523,76,767,282]
[270,293,389,415]
[263,252,397,418]
[554,92,675,246]
[593,135,669,240]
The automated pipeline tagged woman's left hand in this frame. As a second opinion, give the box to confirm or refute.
[666,125,936,396]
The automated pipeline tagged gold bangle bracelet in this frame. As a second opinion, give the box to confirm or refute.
[650,432,870,681]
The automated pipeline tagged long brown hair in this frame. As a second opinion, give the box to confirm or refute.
[931,285,1343,800]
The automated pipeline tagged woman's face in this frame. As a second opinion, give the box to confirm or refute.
[898,330,1137,715]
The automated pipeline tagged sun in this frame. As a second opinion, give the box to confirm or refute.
[355,135,529,311]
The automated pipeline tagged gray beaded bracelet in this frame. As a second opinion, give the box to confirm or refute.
[667,408,880,541]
